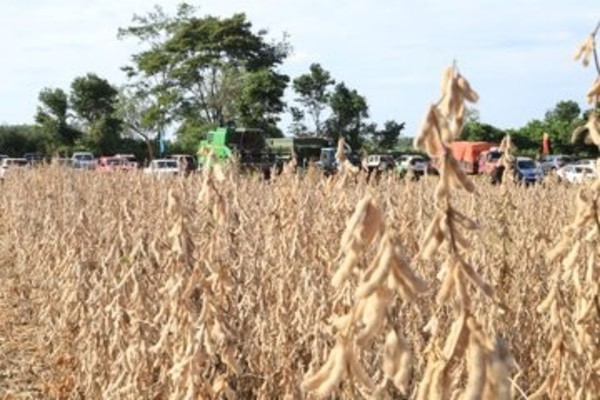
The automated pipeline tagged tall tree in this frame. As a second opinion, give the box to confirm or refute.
[513,100,584,154]
[287,106,308,136]
[118,3,290,143]
[543,100,582,151]
[35,88,81,154]
[325,82,368,149]
[70,73,122,154]
[235,68,289,137]
[372,120,405,150]
[462,121,504,143]
[292,63,335,135]
[0,125,46,157]
[117,88,165,159]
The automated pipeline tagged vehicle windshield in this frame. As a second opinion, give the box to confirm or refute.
[107,158,125,166]
[410,157,426,165]
[517,160,537,169]
[575,167,595,174]
[488,152,502,161]
[157,160,177,168]
[75,154,93,161]
[6,159,28,166]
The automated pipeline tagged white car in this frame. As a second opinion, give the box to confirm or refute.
[556,164,598,183]
[538,154,573,173]
[72,152,96,170]
[396,154,432,175]
[0,158,29,179]
[573,158,599,169]
[144,159,180,176]
[365,155,396,171]
[515,157,544,184]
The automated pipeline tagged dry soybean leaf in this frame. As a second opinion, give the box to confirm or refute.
[443,311,469,361]
[574,35,595,66]
[302,340,347,397]
[456,74,479,103]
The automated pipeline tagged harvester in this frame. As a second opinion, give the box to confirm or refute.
[265,136,332,169]
[197,127,276,172]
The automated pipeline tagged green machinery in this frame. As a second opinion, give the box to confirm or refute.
[265,136,332,168]
[197,126,333,170]
[197,127,274,169]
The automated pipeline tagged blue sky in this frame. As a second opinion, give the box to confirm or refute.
[0,0,598,137]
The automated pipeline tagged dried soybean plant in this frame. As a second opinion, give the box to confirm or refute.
[332,137,362,188]
[0,154,596,398]
[498,134,517,185]
[302,194,428,398]
[413,64,512,399]
[531,22,600,399]
[573,21,600,145]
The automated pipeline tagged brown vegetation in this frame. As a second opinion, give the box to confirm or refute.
[0,165,597,399]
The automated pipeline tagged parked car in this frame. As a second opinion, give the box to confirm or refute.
[556,164,598,183]
[72,152,96,170]
[24,152,43,165]
[538,154,574,173]
[396,154,433,176]
[1,158,29,168]
[573,158,599,170]
[0,158,29,179]
[144,159,179,176]
[515,157,544,184]
[168,154,198,175]
[52,157,73,167]
[97,156,136,172]
[114,154,138,169]
[365,155,396,171]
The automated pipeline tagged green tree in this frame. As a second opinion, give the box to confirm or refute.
[325,82,368,149]
[70,73,122,154]
[372,120,406,150]
[287,107,308,136]
[292,63,335,135]
[118,87,167,159]
[235,68,289,137]
[543,100,582,152]
[462,122,504,143]
[34,88,81,154]
[0,125,46,157]
[460,107,504,143]
[118,3,290,142]
[511,100,585,154]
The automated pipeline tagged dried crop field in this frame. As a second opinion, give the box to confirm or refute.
[0,165,597,399]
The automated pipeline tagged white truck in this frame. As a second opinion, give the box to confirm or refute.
[143,159,179,176]
[72,152,96,170]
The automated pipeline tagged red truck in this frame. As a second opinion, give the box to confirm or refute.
[450,141,495,174]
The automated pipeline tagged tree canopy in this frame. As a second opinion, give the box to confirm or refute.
[118,3,290,147]
[292,63,335,136]
[14,3,597,159]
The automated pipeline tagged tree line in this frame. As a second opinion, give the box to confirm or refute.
[0,2,597,160]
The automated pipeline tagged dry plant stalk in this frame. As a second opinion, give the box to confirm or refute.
[414,64,512,399]
[302,194,427,398]
[0,153,592,398]
[531,22,600,399]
